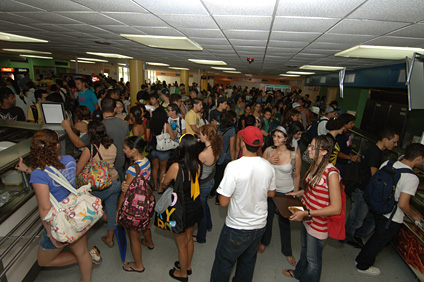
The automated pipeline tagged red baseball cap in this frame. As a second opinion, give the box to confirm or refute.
[238,126,263,147]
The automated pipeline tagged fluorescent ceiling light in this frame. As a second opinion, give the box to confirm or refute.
[147,62,170,66]
[118,63,127,66]
[188,59,227,66]
[86,52,132,59]
[77,57,108,62]
[287,71,315,75]
[211,67,236,70]
[223,71,241,74]
[3,49,51,54]
[335,45,424,60]
[169,67,190,70]
[0,32,48,43]
[245,74,253,77]
[279,74,301,77]
[71,60,95,64]
[120,34,203,51]
[20,55,52,59]
[300,65,344,71]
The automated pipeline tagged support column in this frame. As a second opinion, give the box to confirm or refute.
[129,60,145,106]
[200,72,208,91]
[180,69,189,94]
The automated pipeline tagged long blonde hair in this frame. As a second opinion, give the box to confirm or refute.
[303,135,334,189]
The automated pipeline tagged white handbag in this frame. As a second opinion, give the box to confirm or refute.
[156,123,178,151]
[43,166,103,243]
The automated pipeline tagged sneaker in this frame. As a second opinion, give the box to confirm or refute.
[356,266,381,276]
[90,246,102,265]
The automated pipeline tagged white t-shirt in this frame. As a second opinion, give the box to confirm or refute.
[217,156,276,230]
[317,116,329,136]
[168,116,186,141]
[381,161,419,224]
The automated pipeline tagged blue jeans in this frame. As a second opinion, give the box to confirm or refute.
[293,224,325,282]
[197,178,214,243]
[355,214,402,270]
[261,196,292,256]
[116,167,125,183]
[345,188,375,241]
[210,225,265,282]
[91,179,121,231]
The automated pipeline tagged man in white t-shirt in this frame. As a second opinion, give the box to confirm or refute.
[355,143,424,276]
[317,106,337,136]
[210,126,276,282]
[166,103,186,142]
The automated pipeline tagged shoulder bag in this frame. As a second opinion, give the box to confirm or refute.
[156,123,179,151]
[76,144,112,190]
[43,166,103,243]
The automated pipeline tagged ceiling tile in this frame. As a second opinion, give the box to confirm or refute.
[273,17,340,33]
[203,0,276,16]
[30,23,74,32]
[57,12,122,25]
[132,26,183,36]
[72,0,148,13]
[229,39,267,47]
[0,22,43,32]
[0,1,44,12]
[222,30,269,40]
[97,25,141,34]
[0,12,41,25]
[15,0,91,12]
[104,13,167,27]
[386,23,424,38]
[316,33,375,44]
[12,12,80,24]
[214,16,272,31]
[179,29,224,39]
[328,19,410,36]
[365,36,424,47]
[270,31,321,42]
[276,0,366,17]
[268,41,309,48]
[348,0,424,22]
[162,15,218,29]
[132,0,208,15]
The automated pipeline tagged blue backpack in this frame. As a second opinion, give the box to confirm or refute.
[364,160,414,225]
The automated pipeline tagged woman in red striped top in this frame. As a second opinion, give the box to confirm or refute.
[283,135,342,282]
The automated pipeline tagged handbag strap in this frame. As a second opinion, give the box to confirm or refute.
[43,166,80,196]
[174,166,184,193]
[90,144,104,161]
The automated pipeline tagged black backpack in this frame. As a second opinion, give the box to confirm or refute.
[303,117,325,144]
[364,160,414,228]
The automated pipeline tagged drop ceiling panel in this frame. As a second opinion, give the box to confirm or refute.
[97,25,141,34]
[132,0,208,15]
[0,1,43,12]
[273,17,340,33]
[229,39,267,47]
[365,36,424,46]
[386,24,424,38]
[12,12,80,24]
[0,22,43,32]
[347,0,424,22]
[57,12,122,26]
[72,0,148,13]
[132,27,184,36]
[203,0,276,16]
[270,31,321,42]
[276,0,366,18]
[179,29,224,38]
[328,19,410,36]
[163,15,218,29]
[214,16,272,31]
[15,0,91,12]
[268,41,309,48]
[104,13,168,27]
[222,30,269,41]
[316,34,375,44]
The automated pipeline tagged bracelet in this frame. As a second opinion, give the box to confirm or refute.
[307,209,311,217]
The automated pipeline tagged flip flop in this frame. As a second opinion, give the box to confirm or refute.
[287,256,296,266]
[122,262,145,273]
[282,269,295,279]
[140,239,154,250]
[101,236,114,248]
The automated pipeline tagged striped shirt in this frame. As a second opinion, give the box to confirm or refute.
[302,163,339,240]
[126,158,151,181]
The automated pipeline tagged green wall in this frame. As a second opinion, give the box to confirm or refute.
[0,58,69,80]
[336,87,369,126]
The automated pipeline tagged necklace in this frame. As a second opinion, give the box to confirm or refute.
[204,144,211,150]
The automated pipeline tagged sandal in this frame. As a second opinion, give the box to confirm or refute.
[140,239,154,250]
[101,236,114,248]
[122,262,145,273]
[287,256,296,266]
[282,269,295,279]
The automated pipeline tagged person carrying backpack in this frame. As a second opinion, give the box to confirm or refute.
[355,143,424,276]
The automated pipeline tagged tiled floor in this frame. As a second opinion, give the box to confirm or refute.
[35,190,419,282]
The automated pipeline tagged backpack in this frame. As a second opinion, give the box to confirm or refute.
[364,160,414,225]
[117,163,155,231]
[303,117,325,144]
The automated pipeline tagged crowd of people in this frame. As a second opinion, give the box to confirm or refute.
[4,74,424,282]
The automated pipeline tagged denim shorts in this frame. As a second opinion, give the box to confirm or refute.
[150,149,171,161]
[40,228,58,251]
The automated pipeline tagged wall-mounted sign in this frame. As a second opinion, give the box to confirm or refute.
[15,68,29,73]
[1,67,14,72]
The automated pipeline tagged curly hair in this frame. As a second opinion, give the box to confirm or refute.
[200,124,223,162]
[30,129,64,170]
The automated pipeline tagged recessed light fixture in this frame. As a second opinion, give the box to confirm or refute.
[287,71,315,75]
[118,63,127,66]
[245,74,253,77]
[169,67,190,70]
[300,65,344,71]
[223,71,241,74]
[71,60,95,64]
[211,67,236,71]
[0,32,48,43]
[3,49,51,54]
[147,62,170,66]
[20,55,53,59]
[86,52,132,59]
[335,45,424,60]
[279,74,301,77]
[77,57,108,63]
[188,59,227,66]
[121,34,203,51]
[94,41,111,45]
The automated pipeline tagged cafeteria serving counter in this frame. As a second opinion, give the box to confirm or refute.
[0,120,67,282]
